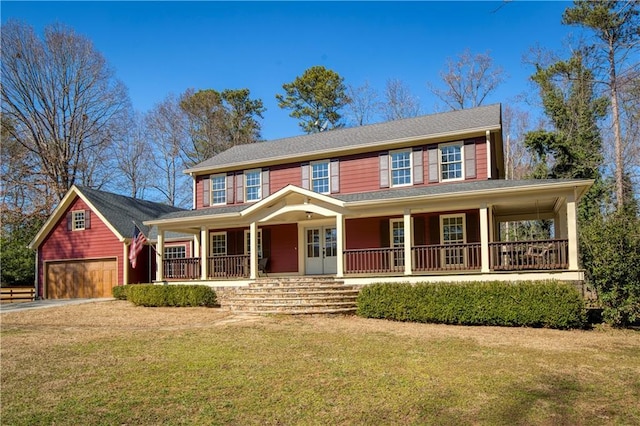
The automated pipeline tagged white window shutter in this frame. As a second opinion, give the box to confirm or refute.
[330,159,339,193]
[379,153,389,188]
[413,148,423,184]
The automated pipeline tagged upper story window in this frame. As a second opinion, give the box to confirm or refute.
[211,174,226,205]
[390,150,412,186]
[311,161,330,194]
[440,143,463,181]
[71,211,85,231]
[245,169,261,202]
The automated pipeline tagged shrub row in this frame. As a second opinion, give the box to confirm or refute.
[112,285,128,300]
[356,280,586,329]
[114,284,217,307]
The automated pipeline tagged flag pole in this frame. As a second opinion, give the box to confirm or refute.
[131,220,158,254]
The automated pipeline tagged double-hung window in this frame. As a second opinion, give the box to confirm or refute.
[390,150,412,186]
[71,211,85,231]
[164,245,187,277]
[211,174,226,205]
[440,143,463,181]
[245,170,261,202]
[311,161,330,194]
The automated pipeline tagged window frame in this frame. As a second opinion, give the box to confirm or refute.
[164,245,187,259]
[210,174,227,206]
[244,229,263,258]
[244,169,262,202]
[389,218,406,268]
[389,149,413,187]
[310,160,331,194]
[440,213,467,267]
[71,210,85,231]
[439,142,465,182]
[210,232,227,257]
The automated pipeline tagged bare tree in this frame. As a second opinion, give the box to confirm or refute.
[1,21,130,202]
[429,49,506,111]
[111,111,153,198]
[145,95,190,207]
[502,105,534,180]
[345,81,381,126]
[381,78,421,120]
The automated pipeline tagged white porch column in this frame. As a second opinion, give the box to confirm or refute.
[156,230,165,282]
[566,192,579,270]
[250,221,258,279]
[404,210,412,275]
[123,243,129,285]
[336,213,345,278]
[200,227,208,280]
[480,204,490,273]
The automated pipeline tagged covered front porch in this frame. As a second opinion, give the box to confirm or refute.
[146,181,590,284]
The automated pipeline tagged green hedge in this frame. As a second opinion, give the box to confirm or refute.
[112,285,129,300]
[124,284,217,307]
[356,281,586,329]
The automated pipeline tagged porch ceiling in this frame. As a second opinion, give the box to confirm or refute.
[492,196,559,221]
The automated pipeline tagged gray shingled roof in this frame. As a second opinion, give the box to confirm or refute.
[151,179,589,222]
[78,186,186,238]
[187,103,502,173]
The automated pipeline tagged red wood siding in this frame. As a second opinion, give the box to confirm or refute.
[339,153,381,194]
[346,217,385,249]
[270,163,301,193]
[265,224,298,273]
[38,197,125,297]
[192,137,492,209]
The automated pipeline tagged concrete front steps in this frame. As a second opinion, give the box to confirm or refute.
[224,277,360,315]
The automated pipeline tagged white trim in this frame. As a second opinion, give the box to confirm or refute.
[310,160,331,194]
[440,213,467,267]
[210,173,228,206]
[210,231,227,257]
[439,141,465,182]
[71,210,86,231]
[389,149,413,187]
[244,169,262,202]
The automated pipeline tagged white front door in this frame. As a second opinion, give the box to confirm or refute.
[305,226,337,275]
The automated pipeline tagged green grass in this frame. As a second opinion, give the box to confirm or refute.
[2,302,639,425]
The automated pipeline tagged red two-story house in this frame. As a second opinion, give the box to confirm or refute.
[145,104,592,288]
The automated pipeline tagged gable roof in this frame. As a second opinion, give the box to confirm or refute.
[186,103,502,174]
[29,186,186,249]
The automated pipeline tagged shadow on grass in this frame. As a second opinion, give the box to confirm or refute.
[495,373,581,425]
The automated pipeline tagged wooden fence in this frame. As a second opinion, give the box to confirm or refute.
[1,286,36,303]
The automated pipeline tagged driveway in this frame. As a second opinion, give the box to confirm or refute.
[0,298,114,313]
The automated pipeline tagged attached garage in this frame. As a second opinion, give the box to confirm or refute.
[45,259,117,299]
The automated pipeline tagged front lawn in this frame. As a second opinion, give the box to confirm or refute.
[1,301,638,425]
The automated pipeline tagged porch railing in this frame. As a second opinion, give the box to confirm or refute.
[344,247,405,274]
[489,239,568,271]
[163,257,201,280]
[412,243,481,272]
[208,255,250,278]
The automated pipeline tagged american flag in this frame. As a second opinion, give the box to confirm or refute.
[129,225,147,269]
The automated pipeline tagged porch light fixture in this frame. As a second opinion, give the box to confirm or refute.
[306,211,313,219]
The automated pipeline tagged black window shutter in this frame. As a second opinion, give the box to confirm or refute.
[380,219,390,247]
[414,216,425,246]
[428,215,440,244]
[262,227,271,259]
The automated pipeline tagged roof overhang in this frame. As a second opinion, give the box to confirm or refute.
[28,185,125,250]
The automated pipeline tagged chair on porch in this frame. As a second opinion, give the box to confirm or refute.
[258,257,269,277]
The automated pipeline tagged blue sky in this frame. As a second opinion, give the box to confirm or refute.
[2,1,575,140]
